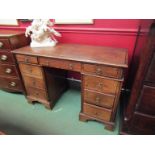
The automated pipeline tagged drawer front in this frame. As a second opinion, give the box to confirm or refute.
[84,90,115,109]
[26,87,48,100]
[130,112,155,134]
[83,103,112,122]
[19,64,43,78]
[84,75,119,95]
[0,51,14,64]
[0,64,18,77]
[0,39,11,49]
[39,57,81,72]
[0,77,22,91]
[136,85,155,115]
[16,54,38,64]
[22,75,46,90]
[145,53,155,83]
[83,64,123,78]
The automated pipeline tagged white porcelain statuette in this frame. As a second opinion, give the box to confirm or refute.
[25,19,61,47]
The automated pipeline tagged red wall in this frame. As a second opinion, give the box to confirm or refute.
[0,19,152,88]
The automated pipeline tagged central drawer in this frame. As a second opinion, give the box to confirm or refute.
[0,64,18,77]
[84,75,120,95]
[83,103,112,122]
[19,63,43,78]
[39,57,81,72]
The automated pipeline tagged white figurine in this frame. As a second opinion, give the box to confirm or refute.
[25,19,61,47]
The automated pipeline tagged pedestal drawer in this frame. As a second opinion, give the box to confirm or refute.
[16,54,38,64]
[84,90,115,109]
[0,64,18,77]
[22,75,46,90]
[26,87,48,100]
[84,75,120,95]
[83,103,112,122]
[83,64,122,78]
[19,64,43,78]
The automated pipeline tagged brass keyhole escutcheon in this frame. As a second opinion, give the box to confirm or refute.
[95,96,100,103]
[96,67,102,75]
[95,111,98,116]
[69,63,73,70]
[97,83,103,89]
[32,81,36,86]
[25,57,29,63]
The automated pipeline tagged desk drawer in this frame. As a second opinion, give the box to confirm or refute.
[83,64,122,78]
[0,64,18,77]
[26,87,48,100]
[83,103,112,122]
[0,39,11,49]
[39,57,81,72]
[84,90,115,109]
[0,77,22,91]
[84,75,119,95]
[19,64,43,78]
[0,51,14,64]
[22,75,46,90]
[16,54,38,64]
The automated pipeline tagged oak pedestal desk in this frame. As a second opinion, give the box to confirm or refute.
[12,43,128,130]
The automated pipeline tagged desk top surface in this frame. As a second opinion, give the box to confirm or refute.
[12,43,128,68]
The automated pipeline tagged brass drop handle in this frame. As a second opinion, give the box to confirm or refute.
[0,42,3,48]
[97,83,103,89]
[69,63,73,70]
[95,96,100,103]
[1,55,8,61]
[96,68,102,75]
[25,57,29,63]
[10,82,16,87]
[95,111,98,116]
[5,68,12,74]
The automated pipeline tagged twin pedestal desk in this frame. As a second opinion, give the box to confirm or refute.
[12,44,128,130]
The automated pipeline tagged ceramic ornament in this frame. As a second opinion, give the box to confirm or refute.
[25,19,61,47]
